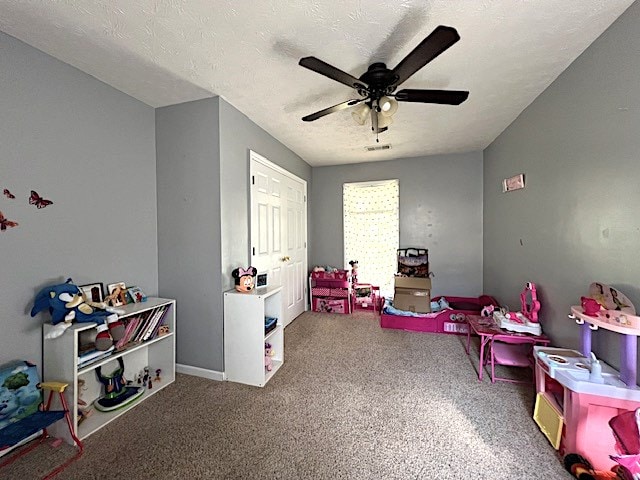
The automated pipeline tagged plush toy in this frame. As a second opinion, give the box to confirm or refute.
[581,296,602,317]
[348,260,359,284]
[232,266,257,293]
[264,343,274,372]
[481,304,495,317]
[31,278,124,346]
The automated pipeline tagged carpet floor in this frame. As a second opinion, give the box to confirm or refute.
[1,310,574,479]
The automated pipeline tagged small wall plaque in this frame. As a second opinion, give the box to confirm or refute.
[502,174,525,193]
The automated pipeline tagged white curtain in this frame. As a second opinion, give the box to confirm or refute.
[343,180,399,296]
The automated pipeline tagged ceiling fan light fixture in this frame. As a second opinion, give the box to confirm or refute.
[377,114,393,128]
[351,103,371,125]
[379,96,398,117]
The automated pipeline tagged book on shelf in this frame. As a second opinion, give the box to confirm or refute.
[133,307,159,343]
[143,306,170,341]
[115,315,140,350]
[148,308,169,340]
[77,346,115,368]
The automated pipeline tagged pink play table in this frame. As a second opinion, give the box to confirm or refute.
[466,315,550,381]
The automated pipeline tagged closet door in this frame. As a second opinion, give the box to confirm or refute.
[250,151,307,327]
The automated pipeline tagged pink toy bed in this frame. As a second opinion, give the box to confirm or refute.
[380,295,499,335]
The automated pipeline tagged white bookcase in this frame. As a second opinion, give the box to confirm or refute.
[224,286,283,387]
[42,297,176,444]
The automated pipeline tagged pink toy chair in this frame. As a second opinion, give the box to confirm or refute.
[489,334,537,384]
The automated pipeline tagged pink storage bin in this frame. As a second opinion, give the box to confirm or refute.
[311,287,331,297]
[330,288,349,298]
[312,297,349,314]
[310,270,349,280]
[313,278,350,288]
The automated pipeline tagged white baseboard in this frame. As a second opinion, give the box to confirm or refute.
[176,363,225,381]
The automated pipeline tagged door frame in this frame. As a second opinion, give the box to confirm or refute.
[249,150,308,316]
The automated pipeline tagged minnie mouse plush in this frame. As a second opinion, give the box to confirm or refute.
[232,266,258,293]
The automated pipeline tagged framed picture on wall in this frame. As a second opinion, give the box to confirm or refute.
[79,283,104,303]
[502,173,525,193]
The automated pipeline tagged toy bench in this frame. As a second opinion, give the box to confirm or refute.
[0,360,83,479]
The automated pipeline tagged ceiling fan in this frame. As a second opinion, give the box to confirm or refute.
[299,25,469,139]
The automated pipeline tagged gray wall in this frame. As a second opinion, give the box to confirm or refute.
[311,152,483,297]
[156,97,310,373]
[483,1,640,367]
[156,98,222,371]
[0,32,158,365]
[219,98,312,293]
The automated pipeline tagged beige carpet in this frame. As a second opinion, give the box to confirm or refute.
[1,310,574,479]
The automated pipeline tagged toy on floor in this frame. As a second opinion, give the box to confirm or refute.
[232,266,257,293]
[493,282,542,335]
[31,278,124,343]
[94,357,143,412]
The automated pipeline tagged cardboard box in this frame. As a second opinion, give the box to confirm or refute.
[394,277,431,290]
[393,276,431,313]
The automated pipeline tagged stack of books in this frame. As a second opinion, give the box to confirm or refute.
[115,305,170,350]
[78,346,115,369]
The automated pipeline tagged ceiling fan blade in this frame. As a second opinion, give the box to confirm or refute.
[395,89,469,105]
[391,26,461,87]
[299,57,367,90]
[302,99,364,122]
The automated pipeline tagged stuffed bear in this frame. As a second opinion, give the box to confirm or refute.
[31,278,124,346]
[232,266,258,293]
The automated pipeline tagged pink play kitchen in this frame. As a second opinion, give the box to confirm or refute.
[534,282,640,476]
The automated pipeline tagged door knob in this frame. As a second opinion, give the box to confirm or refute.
[281,256,291,262]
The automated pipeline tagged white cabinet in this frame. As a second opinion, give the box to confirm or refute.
[43,298,176,444]
[224,286,283,387]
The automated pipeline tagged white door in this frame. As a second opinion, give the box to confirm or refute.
[285,177,306,322]
[250,151,307,327]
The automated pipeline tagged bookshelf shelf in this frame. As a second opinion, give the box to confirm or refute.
[43,297,176,444]
[224,286,283,387]
[77,332,175,375]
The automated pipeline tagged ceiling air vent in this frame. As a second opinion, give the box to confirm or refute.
[364,144,391,152]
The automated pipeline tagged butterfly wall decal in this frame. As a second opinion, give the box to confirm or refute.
[29,190,53,209]
[0,211,18,231]
[3,189,15,199]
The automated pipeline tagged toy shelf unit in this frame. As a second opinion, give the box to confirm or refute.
[533,300,640,471]
[224,286,283,387]
[309,270,352,314]
[43,297,176,445]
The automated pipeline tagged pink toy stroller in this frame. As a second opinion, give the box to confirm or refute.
[565,408,640,480]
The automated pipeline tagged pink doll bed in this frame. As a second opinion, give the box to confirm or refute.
[380,295,499,335]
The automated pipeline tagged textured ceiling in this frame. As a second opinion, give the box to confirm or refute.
[0,1,635,166]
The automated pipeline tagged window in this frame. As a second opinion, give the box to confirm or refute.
[343,180,399,295]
